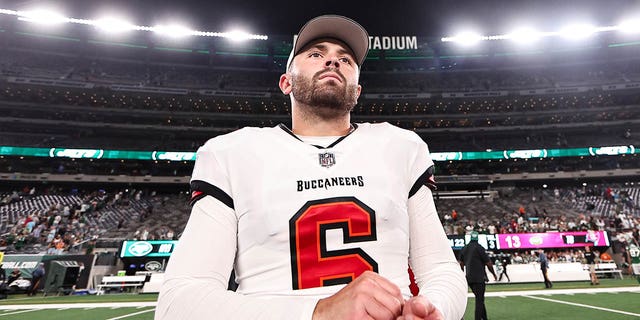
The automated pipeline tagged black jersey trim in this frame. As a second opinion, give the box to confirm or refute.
[190,180,234,209]
[278,123,303,142]
[277,123,358,149]
[408,165,437,198]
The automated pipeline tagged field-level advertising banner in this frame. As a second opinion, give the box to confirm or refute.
[1,254,44,278]
[1,254,95,289]
[448,231,609,250]
[497,231,609,249]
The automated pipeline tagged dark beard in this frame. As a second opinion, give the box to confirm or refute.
[291,69,359,120]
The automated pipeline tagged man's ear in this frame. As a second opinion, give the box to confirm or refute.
[279,73,292,95]
[352,84,362,104]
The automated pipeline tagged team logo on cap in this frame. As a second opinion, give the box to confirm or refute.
[319,152,336,168]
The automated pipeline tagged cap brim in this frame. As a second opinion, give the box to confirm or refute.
[287,15,369,69]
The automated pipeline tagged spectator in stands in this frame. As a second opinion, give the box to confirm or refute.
[85,237,96,255]
[536,250,553,288]
[165,229,175,240]
[584,245,599,285]
[512,252,524,264]
[52,234,65,254]
[156,15,466,320]
[7,269,21,286]
[459,231,497,320]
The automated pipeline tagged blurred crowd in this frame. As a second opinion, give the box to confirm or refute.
[440,184,639,236]
[0,82,638,153]
[1,184,637,257]
[2,47,640,92]
[3,83,640,117]
[0,186,159,255]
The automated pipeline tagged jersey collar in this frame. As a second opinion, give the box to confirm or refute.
[277,123,358,149]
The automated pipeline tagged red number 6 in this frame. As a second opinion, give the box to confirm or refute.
[289,197,378,290]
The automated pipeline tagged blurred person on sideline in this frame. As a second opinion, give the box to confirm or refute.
[459,231,497,320]
[27,263,45,296]
[584,245,599,285]
[155,14,467,320]
[536,250,553,288]
[497,254,511,282]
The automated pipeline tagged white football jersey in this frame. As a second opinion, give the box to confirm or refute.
[190,122,435,298]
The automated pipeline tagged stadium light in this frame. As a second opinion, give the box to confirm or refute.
[559,23,597,40]
[442,31,484,46]
[506,28,542,44]
[619,19,640,33]
[152,24,194,38]
[0,7,268,40]
[0,9,18,15]
[17,9,69,25]
[223,30,253,42]
[94,17,136,33]
[440,18,640,43]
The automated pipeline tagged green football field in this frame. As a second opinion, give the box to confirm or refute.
[0,278,638,320]
[472,292,640,320]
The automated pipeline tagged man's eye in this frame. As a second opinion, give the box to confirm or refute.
[339,57,352,64]
[309,52,322,58]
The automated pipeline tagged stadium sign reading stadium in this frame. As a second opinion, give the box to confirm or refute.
[293,35,418,51]
[369,36,418,50]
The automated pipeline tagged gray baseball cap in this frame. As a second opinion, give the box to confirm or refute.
[286,15,369,69]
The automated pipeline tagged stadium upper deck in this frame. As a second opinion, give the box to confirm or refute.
[0,17,639,184]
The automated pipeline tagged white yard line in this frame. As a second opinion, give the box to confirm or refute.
[105,308,155,320]
[0,302,156,310]
[523,295,640,317]
[474,286,640,298]
[0,309,38,317]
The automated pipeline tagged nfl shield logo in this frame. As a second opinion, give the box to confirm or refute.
[318,152,336,168]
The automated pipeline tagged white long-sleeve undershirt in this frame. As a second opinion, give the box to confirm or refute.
[408,186,468,320]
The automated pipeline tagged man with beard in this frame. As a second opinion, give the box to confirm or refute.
[156,15,466,320]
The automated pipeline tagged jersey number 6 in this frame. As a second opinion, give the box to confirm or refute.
[289,197,378,290]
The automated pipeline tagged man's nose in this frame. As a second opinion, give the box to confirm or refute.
[325,58,340,68]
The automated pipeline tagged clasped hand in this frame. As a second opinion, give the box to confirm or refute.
[313,271,444,320]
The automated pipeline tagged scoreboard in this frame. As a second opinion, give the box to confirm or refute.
[448,233,498,250]
[449,231,609,250]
